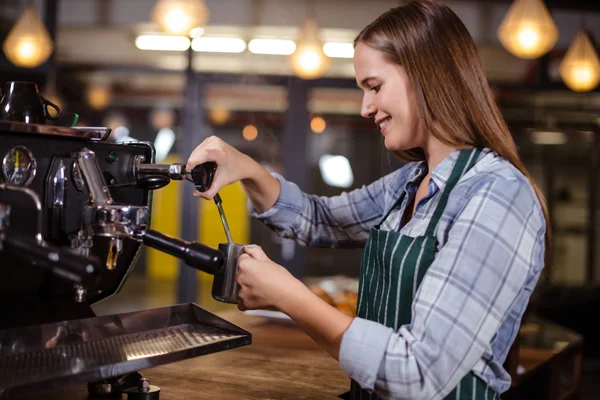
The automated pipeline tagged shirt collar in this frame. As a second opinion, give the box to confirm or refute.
[403,148,489,194]
[430,147,490,190]
[404,161,428,191]
[429,149,461,190]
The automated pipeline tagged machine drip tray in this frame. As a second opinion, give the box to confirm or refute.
[0,303,251,398]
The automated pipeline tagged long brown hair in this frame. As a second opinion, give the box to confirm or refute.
[355,0,552,270]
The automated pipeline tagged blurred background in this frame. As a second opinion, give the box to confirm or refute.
[2,0,600,397]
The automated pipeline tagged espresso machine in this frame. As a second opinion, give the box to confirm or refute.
[0,118,251,399]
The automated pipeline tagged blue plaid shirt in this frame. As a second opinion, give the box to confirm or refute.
[250,148,546,399]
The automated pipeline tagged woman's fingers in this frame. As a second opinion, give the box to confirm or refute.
[243,245,270,262]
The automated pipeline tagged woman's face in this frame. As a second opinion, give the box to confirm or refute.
[353,42,423,151]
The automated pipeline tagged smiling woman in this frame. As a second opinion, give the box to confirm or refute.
[185,1,550,399]
[354,43,423,152]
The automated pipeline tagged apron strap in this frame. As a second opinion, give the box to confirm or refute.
[424,148,482,236]
[375,191,406,229]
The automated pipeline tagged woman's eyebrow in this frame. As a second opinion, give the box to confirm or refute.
[358,76,377,88]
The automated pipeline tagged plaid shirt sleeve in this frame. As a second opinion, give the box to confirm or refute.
[249,170,410,248]
[339,176,546,399]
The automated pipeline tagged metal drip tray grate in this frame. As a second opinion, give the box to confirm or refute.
[0,303,251,398]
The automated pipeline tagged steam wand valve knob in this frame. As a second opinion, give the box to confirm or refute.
[188,162,217,193]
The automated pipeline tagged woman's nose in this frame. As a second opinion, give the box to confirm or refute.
[360,99,376,119]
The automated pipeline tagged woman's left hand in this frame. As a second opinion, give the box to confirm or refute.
[236,246,302,311]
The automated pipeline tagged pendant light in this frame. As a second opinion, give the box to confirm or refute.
[559,31,600,92]
[86,75,112,111]
[290,17,330,79]
[2,3,54,68]
[151,0,210,36]
[497,0,558,59]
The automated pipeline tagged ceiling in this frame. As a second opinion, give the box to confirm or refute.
[2,0,600,127]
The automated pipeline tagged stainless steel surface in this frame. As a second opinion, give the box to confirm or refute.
[0,204,9,251]
[70,230,93,257]
[73,284,86,303]
[216,201,234,245]
[52,160,65,208]
[70,160,85,192]
[1,146,36,187]
[0,120,110,141]
[77,149,112,205]
[0,303,251,399]
[0,184,43,239]
[106,237,123,270]
[139,378,150,391]
[212,243,247,304]
[0,129,155,306]
[85,204,149,238]
[135,162,186,181]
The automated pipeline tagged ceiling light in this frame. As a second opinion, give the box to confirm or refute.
[242,124,258,141]
[209,108,231,125]
[323,42,354,59]
[248,39,296,55]
[559,31,600,92]
[290,17,330,79]
[135,35,191,51]
[87,83,111,110]
[2,4,54,68]
[151,0,210,36]
[497,0,558,59]
[310,116,326,134]
[531,130,566,145]
[192,37,246,53]
[189,27,205,38]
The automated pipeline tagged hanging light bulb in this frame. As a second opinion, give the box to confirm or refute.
[2,4,54,68]
[242,124,258,141]
[150,107,176,130]
[497,0,558,59]
[559,31,600,92]
[310,116,326,134]
[151,0,210,36]
[87,83,112,110]
[290,17,330,79]
[209,108,231,125]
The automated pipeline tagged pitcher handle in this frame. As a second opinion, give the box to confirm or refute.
[41,96,62,121]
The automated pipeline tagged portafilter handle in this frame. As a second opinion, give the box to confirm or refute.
[141,229,224,275]
[2,234,100,285]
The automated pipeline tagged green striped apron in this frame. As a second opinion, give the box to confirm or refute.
[349,148,499,400]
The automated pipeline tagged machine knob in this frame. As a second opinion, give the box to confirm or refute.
[187,162,217,192]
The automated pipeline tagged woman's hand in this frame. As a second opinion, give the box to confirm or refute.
[236,246,304,311]
[237,246,354,361]
[186,136,254,200]
[186,136,280,212]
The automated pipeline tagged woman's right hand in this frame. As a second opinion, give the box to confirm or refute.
[186,136,254,200]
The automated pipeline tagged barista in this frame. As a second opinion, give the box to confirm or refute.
[187,1,549,399]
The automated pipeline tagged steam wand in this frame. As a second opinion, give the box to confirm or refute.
[187,162,234,245]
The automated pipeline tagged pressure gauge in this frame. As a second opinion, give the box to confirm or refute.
[2,146,36,186]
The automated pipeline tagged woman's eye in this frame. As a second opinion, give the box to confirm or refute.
[371,85,381,93]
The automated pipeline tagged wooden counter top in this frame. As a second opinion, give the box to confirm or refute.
[16,311,350,400]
